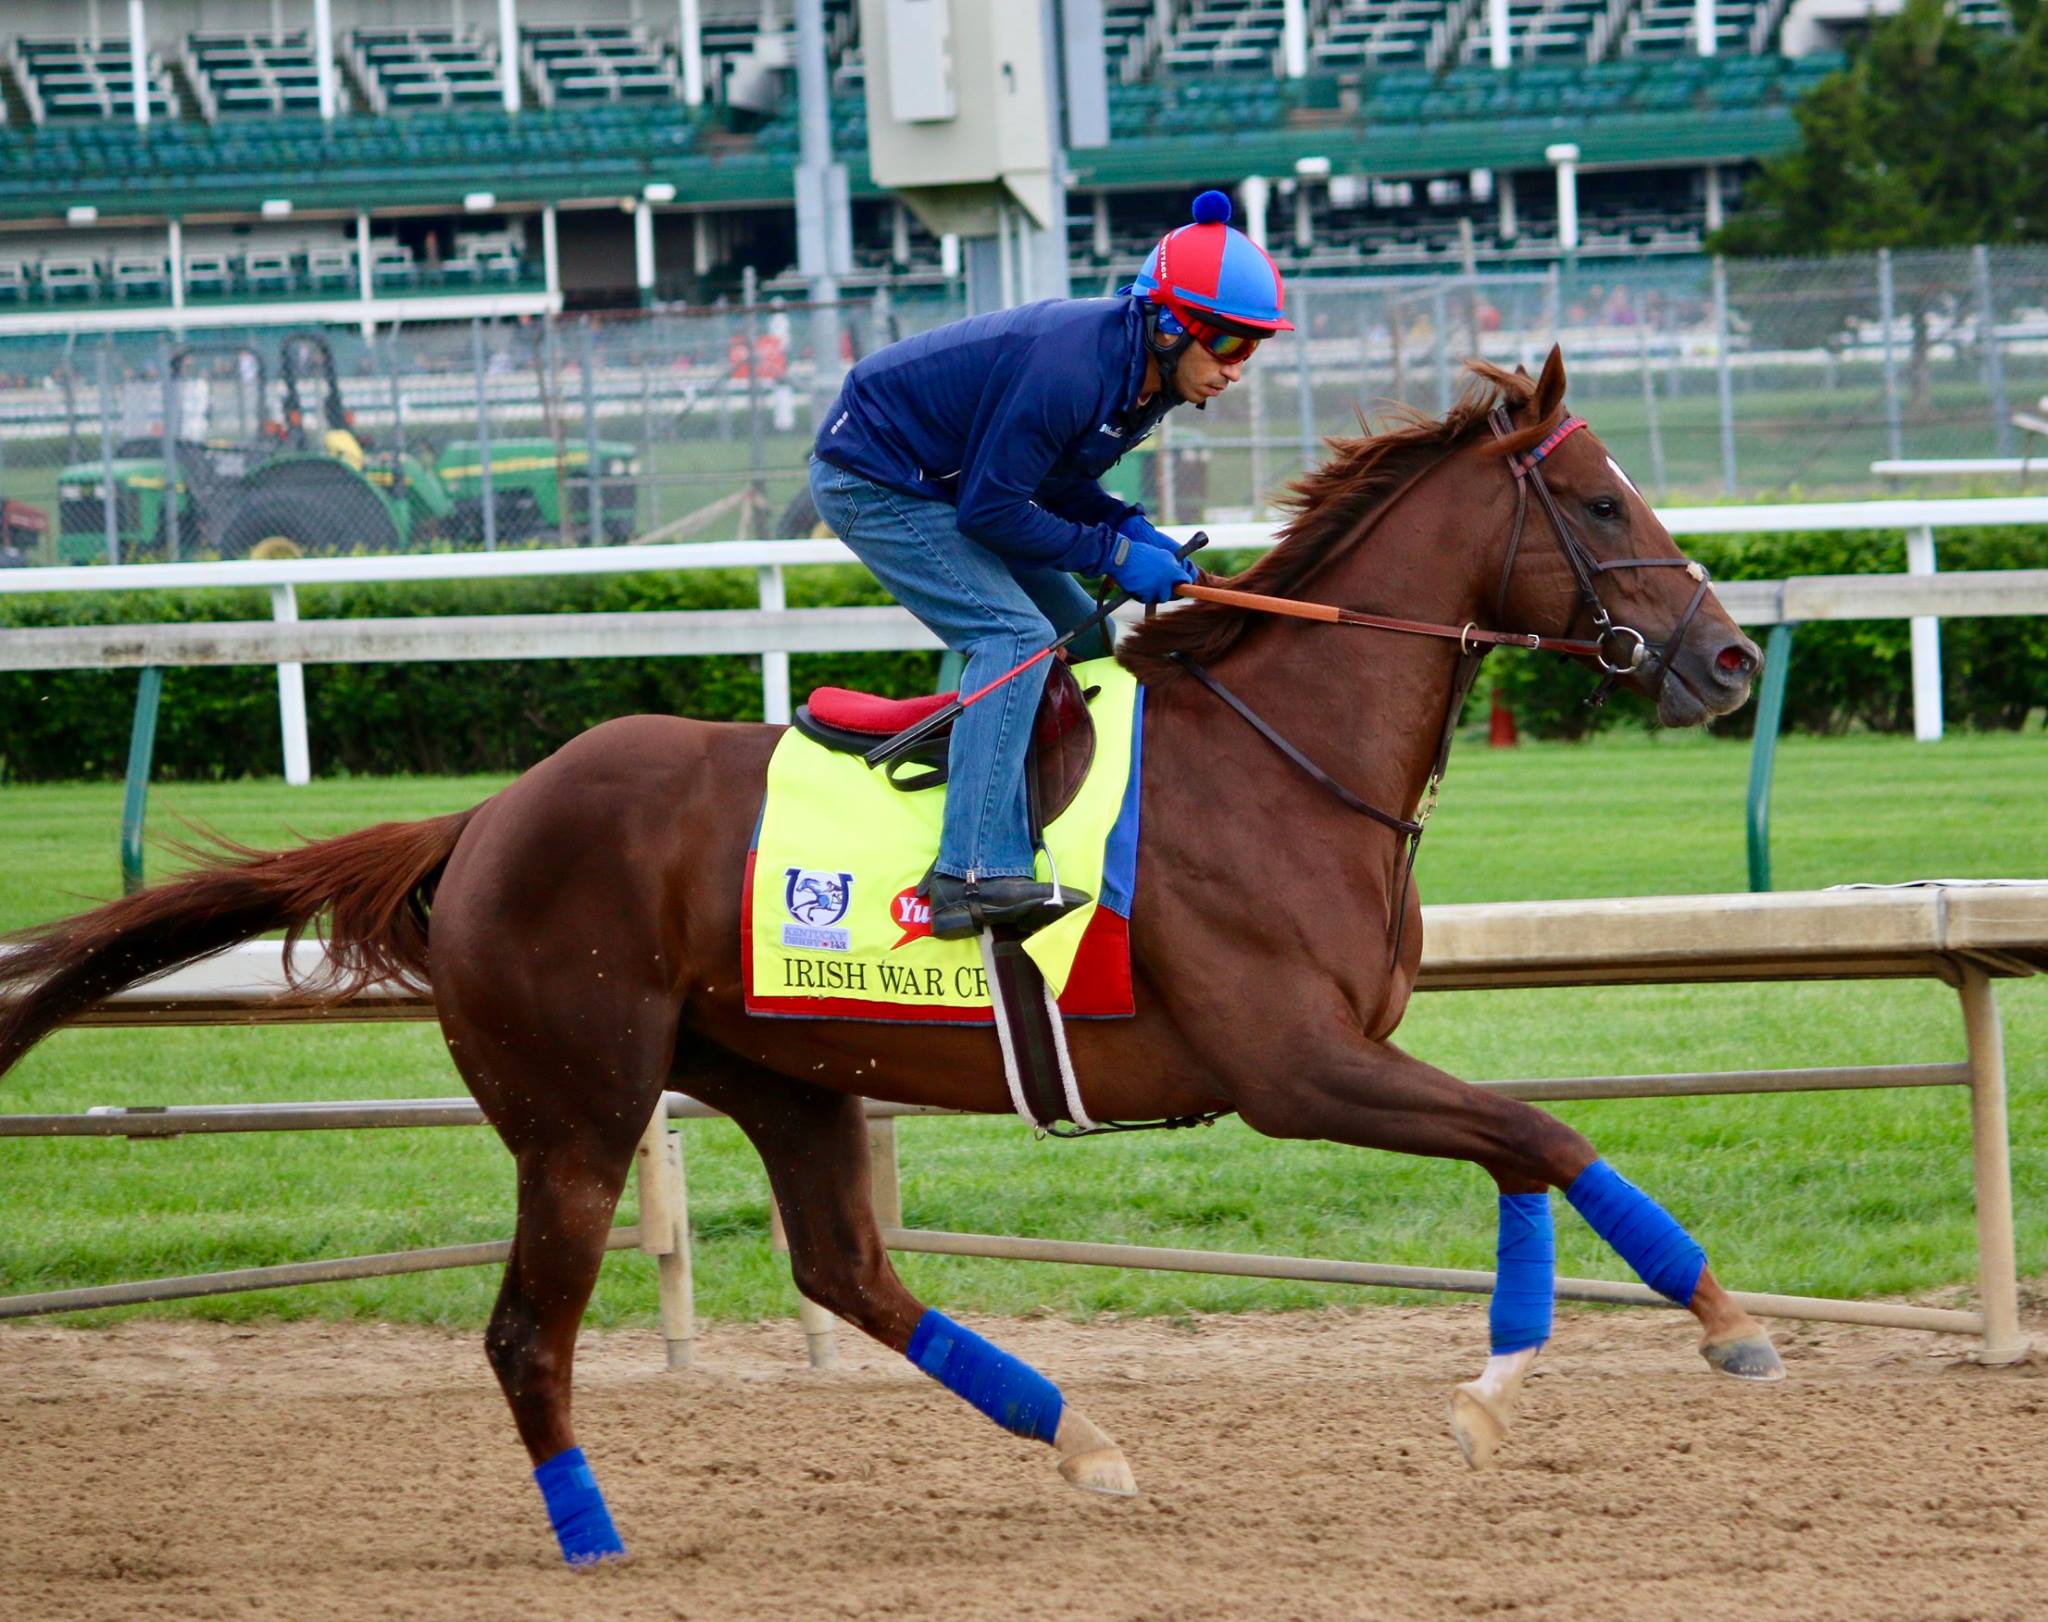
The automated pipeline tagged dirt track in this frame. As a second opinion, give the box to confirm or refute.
[4,1302,2045,1622]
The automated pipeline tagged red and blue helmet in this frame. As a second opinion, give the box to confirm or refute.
[1129,190,1293,336]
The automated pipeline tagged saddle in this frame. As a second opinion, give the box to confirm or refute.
[791,659,1099,830]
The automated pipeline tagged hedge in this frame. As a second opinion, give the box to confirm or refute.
[3,528,2042,780]
[1483,525,2048,739]
[0,565,939,782]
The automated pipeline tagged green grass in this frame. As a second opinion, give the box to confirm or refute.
[1,731,2043,1329]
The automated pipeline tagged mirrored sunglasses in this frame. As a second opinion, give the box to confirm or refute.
[1184,318,1262,363]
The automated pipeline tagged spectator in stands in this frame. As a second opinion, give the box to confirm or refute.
[809,191,1291,939]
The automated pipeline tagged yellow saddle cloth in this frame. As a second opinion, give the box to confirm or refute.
[742,657,1143,1024]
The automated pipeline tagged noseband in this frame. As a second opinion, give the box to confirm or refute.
[1486,405,1712,707]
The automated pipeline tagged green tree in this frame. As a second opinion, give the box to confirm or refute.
[1715,0,2048,255]
[1712,0,2048,407]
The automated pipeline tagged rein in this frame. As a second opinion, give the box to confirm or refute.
[1168,404,1713,959]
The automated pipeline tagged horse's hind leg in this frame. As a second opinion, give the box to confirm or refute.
[683,1053,1139,1498]
[477,1097,655,1565]
[441,1011,670,1565]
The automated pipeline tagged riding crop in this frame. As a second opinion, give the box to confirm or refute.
[862,532,1211,770]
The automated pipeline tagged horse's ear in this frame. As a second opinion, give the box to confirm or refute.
[1532,344,1568,419]
[1512,363,1531,380]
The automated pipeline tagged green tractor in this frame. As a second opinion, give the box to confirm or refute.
[56,333,640,563]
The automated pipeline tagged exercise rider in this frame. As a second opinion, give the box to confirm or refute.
[809,190,1292,940]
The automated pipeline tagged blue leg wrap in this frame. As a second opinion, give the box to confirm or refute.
[533,1446,626,1566]
[1490,1192,1555,1354]
[906,1309,1065,1444]
[1566,1158,1707,1307]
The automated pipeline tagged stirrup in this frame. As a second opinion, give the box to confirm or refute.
[924,872,1091,942]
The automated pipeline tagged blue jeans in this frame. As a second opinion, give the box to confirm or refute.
[809,457,1100,879]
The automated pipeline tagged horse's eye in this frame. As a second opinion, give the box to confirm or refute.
[1587,496,1622,521]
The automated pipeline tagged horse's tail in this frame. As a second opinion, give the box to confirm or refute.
[0,805,482,1079]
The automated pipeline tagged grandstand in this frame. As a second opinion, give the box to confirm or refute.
[185,32,323,119]
[0,0,2016,328]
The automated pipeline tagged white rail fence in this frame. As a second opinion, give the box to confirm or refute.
[5,498,2047,777]
[2,886,2035,1368]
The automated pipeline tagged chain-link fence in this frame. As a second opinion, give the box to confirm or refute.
[4,245,2046,567]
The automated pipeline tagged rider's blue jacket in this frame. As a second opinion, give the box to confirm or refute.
[814,297,1168,575]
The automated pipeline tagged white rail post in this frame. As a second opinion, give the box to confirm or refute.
[1490,0,1511,67]
[769,1201,841,1369]
[1906,525,1943,741]
[1958,967,2027,1364]
[1695,0,1718,55]
[633,1103,695,1371]
[270,584,311,785]
[867,1114,902,1230]
[757,564,791,723]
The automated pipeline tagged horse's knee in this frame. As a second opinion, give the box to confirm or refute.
[485,1297,565,1402]
[788,1232,886,1322]
[1495,1102,1593,1189]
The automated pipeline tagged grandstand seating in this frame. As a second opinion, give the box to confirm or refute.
[1621,0,1766,57]
[1457,0,1607,64]
[352,28,503,114]
[523,24,679,107]
[186,32,323,119]
[1104,0,1168,82]
[10,37,176,124]
[1156,0,1289,74]
[1313,0,1450,70]
[0,3,1894,301]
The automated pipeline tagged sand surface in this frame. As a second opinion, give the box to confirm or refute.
[4,1302,2045,1621]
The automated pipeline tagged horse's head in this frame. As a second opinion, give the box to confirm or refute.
[1488,346,1759,726]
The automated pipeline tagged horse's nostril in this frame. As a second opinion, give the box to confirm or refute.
[1715,645,1756,677]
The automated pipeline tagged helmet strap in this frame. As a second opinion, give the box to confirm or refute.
[1142,304,1202,410]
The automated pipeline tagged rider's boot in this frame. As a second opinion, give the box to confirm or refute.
[925,872,1092,941]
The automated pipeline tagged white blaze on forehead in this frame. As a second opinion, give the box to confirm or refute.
[1604,454,1641,499]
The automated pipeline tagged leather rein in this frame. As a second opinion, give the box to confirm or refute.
[1168,407,1714,958]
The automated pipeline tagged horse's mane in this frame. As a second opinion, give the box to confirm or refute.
[1116,358,1566,683]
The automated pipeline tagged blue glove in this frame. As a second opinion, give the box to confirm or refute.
[1104,533,1196,605]
[1117,512,1182,557]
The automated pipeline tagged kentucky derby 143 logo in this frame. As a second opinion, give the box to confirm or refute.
[890,885,932,949]
[782,868,853,952]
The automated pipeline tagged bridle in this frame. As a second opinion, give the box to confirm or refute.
[1171,402,1717,958]
[1486,405,1713,707]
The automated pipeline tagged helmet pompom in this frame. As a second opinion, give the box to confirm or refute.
[1191,189,1232,226]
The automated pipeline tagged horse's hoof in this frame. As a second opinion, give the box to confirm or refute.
[1057,1445,1139,1498]
[1052,1407,1138,1498]
[1449,1384,1510,1471]
[1703,1331,1786,1382]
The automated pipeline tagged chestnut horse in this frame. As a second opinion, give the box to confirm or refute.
[0,349,1779,1564]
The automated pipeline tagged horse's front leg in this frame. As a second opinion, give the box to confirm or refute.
[1228,1030,1783,1470]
